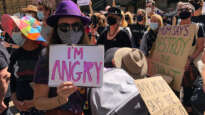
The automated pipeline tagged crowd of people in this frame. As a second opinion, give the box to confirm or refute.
[0,0,205,115]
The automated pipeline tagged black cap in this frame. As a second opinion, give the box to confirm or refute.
[107,7,122,17]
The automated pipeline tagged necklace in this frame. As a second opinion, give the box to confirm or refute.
[107,26,120,40]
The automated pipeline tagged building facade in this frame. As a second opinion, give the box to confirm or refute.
[0,0,34,14]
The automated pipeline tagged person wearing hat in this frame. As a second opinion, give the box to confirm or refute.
[177,2,205,113]
[33,0,90,115]
[97,7,132,52]
[22,5,39,20]
[1,15,46,115]
[38,0,54,43]
[104,47,148,79]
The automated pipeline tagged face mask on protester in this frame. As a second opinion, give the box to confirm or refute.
[137,15,144,22]
[37,11,44,20]
[150,22,158,30]
[57,28,83,44]
[25,13,33,17]
[12,32,26,46]
[107,16,117,25]
[146,7,152,15]
[179,11,191,19]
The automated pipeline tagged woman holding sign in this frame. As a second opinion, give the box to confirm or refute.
[33,0,90,115]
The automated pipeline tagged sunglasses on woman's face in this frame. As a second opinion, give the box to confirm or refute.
[57,22,83,32]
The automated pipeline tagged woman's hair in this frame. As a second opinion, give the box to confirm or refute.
[38,0,54,16]
[137,9,147,25]
[151,14,164,27]
[121,11,128,27]
[95,13,107,27]
[125,11,134,24]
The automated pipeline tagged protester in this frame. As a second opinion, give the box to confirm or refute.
[105,47,148,79]
[140,14,163,56]
[129,9,147,48]
[0,39,11,114]
[33,1,90,115]
[90,13,107,44]
[189,0,205,24]
[38,0,54,43]
[190,50,205,114]
[1,15,46,115]
[176,2,205,114]
[22,5,39,20]
[97,7,132,51]
[125,12,134,25]
[146,0,156,24]
[172,2,183,25]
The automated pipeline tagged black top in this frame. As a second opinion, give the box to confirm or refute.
[128,23,147,48]
[192,15,205,25]
[97,29,132,52]
[0,44,10,70]
[140,30,158,56]
[9,46,43,100]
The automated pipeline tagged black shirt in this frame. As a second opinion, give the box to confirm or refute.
[192,15,205,25]
[9,46,43,100]
[128,23,147,48]
[97,29,132,52]
[0,44,10,70]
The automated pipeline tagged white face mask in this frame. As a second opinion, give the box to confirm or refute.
[37,11,44,21]
[12,32,26,46]
[150,22,158,31]
[25,13,33,17]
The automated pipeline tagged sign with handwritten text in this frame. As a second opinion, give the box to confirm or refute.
[49,45,104,87]
[148,24,197,91]
[135,76,188,115]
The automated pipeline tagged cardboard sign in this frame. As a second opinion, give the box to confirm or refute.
[135,77,188,115]
[49,45,104,87]
[148,24,197,91]
[77,0,90,6]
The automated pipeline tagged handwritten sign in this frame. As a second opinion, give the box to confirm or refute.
[77,0,90,6]
[49,45,104,87]
[135,76,188,115]
[148,24,197,91]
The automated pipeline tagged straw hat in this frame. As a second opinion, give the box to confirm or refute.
[22,5,38,13]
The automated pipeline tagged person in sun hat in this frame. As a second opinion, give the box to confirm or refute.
[1,15,45,115]
[22,5,39,20]
[104,47,148,79]
[33,0,90,115]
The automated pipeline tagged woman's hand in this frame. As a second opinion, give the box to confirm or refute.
[57,82,78,104]
[23,100,34,111]
[0,101,7,114]
[11,94,27,112]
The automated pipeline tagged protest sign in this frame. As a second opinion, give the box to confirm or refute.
[77,0,90,6]
[49,45,104,87]
[148,24,197,91]
[135,76,188,115]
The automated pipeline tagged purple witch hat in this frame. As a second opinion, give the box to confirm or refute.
[47,0,90,27]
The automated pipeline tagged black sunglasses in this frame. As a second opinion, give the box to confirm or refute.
[57,22,83,32]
